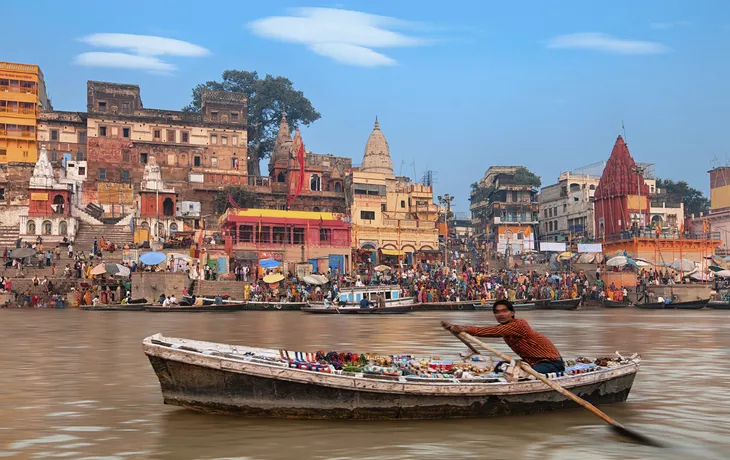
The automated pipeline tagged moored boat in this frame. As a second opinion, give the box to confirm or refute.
[300,304,413,314]
[601,299,632,308]
[537,298,581,310]
[144,304,243,312]
[707,301,730,310]
[81,304,148,311]
[308,285,415,310]
[244,301,307,311]
[144,334,641,420]
[473,302,535,311]
[636,299,707,310]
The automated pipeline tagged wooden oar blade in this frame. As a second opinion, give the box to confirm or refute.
[610,423,664,448]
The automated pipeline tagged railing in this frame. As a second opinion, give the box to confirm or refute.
[0,85,37,95]
[596,231,722,243]
[0,62,39,73]
[0,130,35,138]
[0,106,35,115]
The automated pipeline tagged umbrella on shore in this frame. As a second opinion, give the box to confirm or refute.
[670,259,697,272]
[140,252,166,266]
[264,273,285,284]
[90,263,107,276]
[714,269,730,278]
[112,264,131,277]
[557,252,573,261]
[606,256,628,267]
[634,258,653,267]
[374,265,391,272]
[302,275,324,285]
[259,259,281,269]
[11,248,36,259]
[312,274,329,284]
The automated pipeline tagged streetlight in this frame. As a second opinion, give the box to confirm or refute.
[438,194,454,268]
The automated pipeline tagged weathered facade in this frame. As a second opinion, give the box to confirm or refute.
[539,170,600,242]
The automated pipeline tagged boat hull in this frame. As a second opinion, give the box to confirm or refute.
[536,299,581,311]
[301,305,413,314]
[601,300,631,308]
[707,301,730,310]
[636,299,707,310]
[81,304,148,311]
[144,304,243,312]
[144,335,638,420]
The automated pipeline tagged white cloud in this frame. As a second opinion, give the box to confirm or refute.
[248,7,429,66]
[650,21,691,30]
[546,33,670,55]
[75,52,176,73]
[80,33,209,56]
[74,33,209,74]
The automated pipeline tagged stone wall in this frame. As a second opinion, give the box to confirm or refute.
[132,272,189,303]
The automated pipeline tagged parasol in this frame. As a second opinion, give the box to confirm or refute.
[11,248,36,259]
[557,252,573,261]
[634,258,653,267]
[90,263,107,276]
[302,275,324,285]
[107,263,130,277]
[140,252,167,266]
[312,274,329,284]
[670,259,697,273]
[714,269,730,278]
[263,273,285,284]
[374,265,391,272]
[259,258,281,269]
[606,256,628,267]
[708,265,725,273]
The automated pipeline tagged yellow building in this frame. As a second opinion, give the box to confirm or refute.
[348,119,440,265]
[0,62,50,163]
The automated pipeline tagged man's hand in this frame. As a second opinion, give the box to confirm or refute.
[441,321,467,334]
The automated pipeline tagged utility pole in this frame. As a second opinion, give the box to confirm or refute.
[438,194,454,269]
[631,165,645,231]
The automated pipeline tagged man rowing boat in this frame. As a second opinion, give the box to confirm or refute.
[442,299,565,375]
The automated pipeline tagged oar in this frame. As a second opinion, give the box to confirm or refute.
[453,331,663,448]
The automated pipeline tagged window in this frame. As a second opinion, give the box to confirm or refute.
[211,111,219,121]
[99,126,107,137]
[78,166,86,176]
[563,204,567,212]
[169,223,178,232]
[221,136,228,145]
[0,188,4,200]
[548,221,553,232]
[78,131,86,144]
[167,153,176,166]
[98,168,106,180]
[98,101,107,112]
[122,150,130,162]
[553,207,558,216]
[26,220,35,234]
[319,228,332,243]
[0,149,6,157]
[210,134,217,144]
[232,135,238,145]
[194,155,201,167]
[544,209,548,218]
[122,102,131,113]
[361,210,376,220]
[165,130,175,143]
[154,129,161,139]
[122,127,130,138]
[259,226,271,243]
[50,129,58,141]
[232,157,240,169]
[334,182,341,192]
[231,112,239,122]
[381,203,386,212]
[554,220,558,230]
[211,156,218,168]
[181,131,189,143]
[273,226,290,244]
[239,225,254,242]
[140,152,148,164]
[310,174,321,191]
[400,200,406,208]
[548,208,552,217]
[76,151,85,161]
[50,151,58,162]
[122,170,130,182]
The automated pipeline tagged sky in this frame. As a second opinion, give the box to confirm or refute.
[3,0,729,213]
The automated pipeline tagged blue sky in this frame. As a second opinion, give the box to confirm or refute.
[3,0,729,212]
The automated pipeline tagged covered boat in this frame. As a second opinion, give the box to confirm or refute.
[308,285,414,309]
[144,334,640,420]
[301,304,413,314]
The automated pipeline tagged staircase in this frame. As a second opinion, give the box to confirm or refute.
[74,223,134,262]
[0,225,19,252]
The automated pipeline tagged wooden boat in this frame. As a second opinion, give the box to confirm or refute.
[415,301,478,311]
[636,299,707,310]
[707,301,730,310]
[244,301,307,311]
[536,299,581,311]
[601,299,632,308]
[473,303,535,311]
[308,285,414,309]
[144,334,641,420]
[81,304,148,311]
[144,304,243,312]
[300,304,413,314]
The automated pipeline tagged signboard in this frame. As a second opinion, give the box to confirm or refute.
[539,242,566,252]
[578,243,603,253]
[30,192,48,201]
[295,263,313,279]
[97,183,134,205]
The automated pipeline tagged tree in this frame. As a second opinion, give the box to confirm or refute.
[514,167,541,187]
[184,70,321,176]
[213,187,262,214]
[655,178,709,217]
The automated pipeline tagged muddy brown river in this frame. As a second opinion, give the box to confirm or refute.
[1,309,729,459]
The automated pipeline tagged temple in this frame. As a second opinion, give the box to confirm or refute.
[136,156,182,241]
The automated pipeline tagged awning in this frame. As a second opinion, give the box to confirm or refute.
[380,249,405,256]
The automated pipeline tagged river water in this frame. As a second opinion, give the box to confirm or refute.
[1,308,729,459]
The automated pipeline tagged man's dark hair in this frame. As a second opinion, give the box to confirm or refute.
[492,299,515,314]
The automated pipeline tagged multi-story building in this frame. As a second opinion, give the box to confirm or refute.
[0,61,50,165]
[689,166,730,252]
[539,169,600,242]
[346,119,439,265]
[470,166,539,255]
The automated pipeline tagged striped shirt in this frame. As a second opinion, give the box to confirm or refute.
[464,319,561,366]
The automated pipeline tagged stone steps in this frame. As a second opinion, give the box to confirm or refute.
[0,226,19,250]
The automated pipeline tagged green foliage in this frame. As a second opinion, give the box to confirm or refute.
[184,70,321,176]
[655,178,709,217]
[469,182,495,204]
[514,167,541,187]
[213,187,262,214]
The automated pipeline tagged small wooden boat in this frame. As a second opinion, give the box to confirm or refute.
[244,301,307,311]
[707,301,730,310]
[81,304,148,311]
[601,299,632,308]
[635,302,666,310]
[636,299,707,310]
[144,304,243,312]
[536,299,581,311]
[415,301,478,311]
[300,304,413,314]
[144,334,641,420]
[473,303,535,311]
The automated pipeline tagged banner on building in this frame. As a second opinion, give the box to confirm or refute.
[30,192,48,201]
[539,242,566,252]
[578,243,603,253]
[97,183,134,206]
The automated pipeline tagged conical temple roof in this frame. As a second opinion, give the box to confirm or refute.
[29,146,55,189]
[272,111,292,163]
[361,117,393,175]
[594,135,649,199]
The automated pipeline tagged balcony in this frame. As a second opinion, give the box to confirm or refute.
[0,106,35,115]
[0,85,37,95]
[0,129,35,138]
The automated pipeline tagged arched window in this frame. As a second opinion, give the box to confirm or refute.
[589,184,596,190]
[548,221,553,232]
[27,220,36,234]
[53,194,65,205]
[163,198,174,217]
[42,220,52,235]
[140,221,149,228]
[277,172,285,183]
[169,222,178,232]
[59,221,68,235]
[310,174,321,191]
[312,206,321,212]
[334,182,342,192]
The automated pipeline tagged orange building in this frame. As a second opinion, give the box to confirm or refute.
[0,62,51,164]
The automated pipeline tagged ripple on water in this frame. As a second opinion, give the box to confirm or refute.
[9,434,78,450]
[57,426,109,432]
